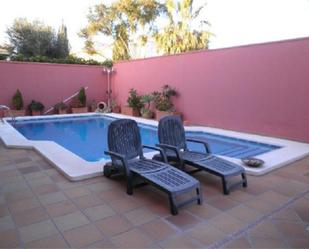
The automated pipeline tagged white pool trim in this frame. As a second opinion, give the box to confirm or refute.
[1,112,308,181]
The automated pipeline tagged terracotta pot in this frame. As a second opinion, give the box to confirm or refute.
[112,106,121,113]
[121,106,140,117]
[32,110,41,116]
[6,109,26,117]
[71,107,88,114]
[141,111,154,119]
[155,110,181,121]
[58,109,67,115]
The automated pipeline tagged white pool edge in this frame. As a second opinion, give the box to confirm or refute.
[1,112,309,181]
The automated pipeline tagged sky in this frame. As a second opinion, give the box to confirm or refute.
[0,0,309,59]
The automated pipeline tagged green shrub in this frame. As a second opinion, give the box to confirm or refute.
[10,54,113,67]
[54,102,67,111]
[77,87,87,107]
[127,88,142,109]
[153,85,177,112]
[28,100,44,111]
[12,89,24,110]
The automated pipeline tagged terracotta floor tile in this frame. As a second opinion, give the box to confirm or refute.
[5,189,34,203]
[0,216,15,232]
[19,219,59,244]
[207,196,239,211]
[244,198,275,214]
[53,211,90,231]
[45,199,77,217]
[249,220,282,239]
[84,204,116,222]
[9,197,41,214]
[97,189,126,202]
[271,208,302,222]
[86,182,113,193]
[227,204,262,223]
[274,221,309,239]
[63,224,103,248]
[141,219,177,241]
[32,183,60,196]
[18,166,41,175]
[286,238,309,248]
[109,196,141,213]
[250,236,288,248]
[86,239,116,248]
[12,207,49,227]
[63,186,91,199]
[223,236,252,249]
[187,203,223,220]
[73,194,105,209]
[209,213,246,234]
[294,205,309,222]
[25,234,69,248]
[257,190,290,205]
[0,229,20,248]
[124,207,157,226]
[38,191,67,206]
[166,211,200,230]
[95,214,132,236]
[0,204,9,218]
[160,234,202,249]
[110,228,152,248]
[188,223,225,246]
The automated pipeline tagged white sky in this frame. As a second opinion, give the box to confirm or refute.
[0,0,309,58]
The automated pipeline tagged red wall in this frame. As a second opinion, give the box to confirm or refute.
[113,38,309,142]
[0,61,107,112]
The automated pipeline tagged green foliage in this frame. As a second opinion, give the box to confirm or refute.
[127,88,142,109]
[154,0,211,55]
[28,100,44,111]
[10,54,113,67]
[80,0,165,61]
[54,102,67,111]
[12,89,24,110]
[153,85,177,111]
[6,18,70,59]
[77,87,87,107]
[140,94,155,117]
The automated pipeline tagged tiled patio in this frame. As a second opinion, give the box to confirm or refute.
[0,142,308,249]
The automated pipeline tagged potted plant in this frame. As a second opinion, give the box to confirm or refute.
[71,87,88,113]
[153,85,180,120]
[121,88,142,117]
[54,102,68,114]
[111,100,121,113]
[28,100,44,116]
[140,94,154,119]
[11,89,26,116]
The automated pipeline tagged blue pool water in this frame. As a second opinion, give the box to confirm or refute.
[11,115,281,162]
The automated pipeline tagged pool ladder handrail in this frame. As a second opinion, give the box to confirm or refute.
[0,105,16,125]
[43,86,89,115]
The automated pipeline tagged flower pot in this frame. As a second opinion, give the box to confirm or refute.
[121,106,140,117]
[32,110,41,116]
[141,111,154,119]
[112,106,121,113]
[5,109,26,117]
[155,110,181,121]
[58,109,67,115]
[71,107,88,114]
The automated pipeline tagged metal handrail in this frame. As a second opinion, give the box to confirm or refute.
[43,86,89,115]
[0,105,16,124]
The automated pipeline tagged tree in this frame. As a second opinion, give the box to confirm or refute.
[6,18,70,59]
[80,0,165,61]
[56,22,70,58]
[154,0,211,55]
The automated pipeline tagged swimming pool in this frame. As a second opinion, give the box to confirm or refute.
[11,115,280,162]
[1,113,308,180]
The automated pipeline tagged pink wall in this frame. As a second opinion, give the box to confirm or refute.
[113,38,309,142]
[0,61,107,112]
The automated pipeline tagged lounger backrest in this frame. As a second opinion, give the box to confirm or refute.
[158,116,186,150]
[108,119,142,160]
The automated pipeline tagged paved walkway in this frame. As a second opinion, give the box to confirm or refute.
[0,143,308,248]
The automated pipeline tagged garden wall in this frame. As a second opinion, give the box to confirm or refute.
[113,37,309,142]
[0,61,107,112]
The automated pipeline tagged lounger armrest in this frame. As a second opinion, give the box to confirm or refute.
[142,145,168,163]
[156,143,184,167]
[104,151,128,168]
[186,138,212,154]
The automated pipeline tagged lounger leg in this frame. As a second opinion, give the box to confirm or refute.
[221,176,229,195]
[196,186,203,205]
[242,173,248,188]
[168,194,178,215]
[126,174,134,195]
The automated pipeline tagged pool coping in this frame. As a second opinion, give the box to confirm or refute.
[1,112,309,181]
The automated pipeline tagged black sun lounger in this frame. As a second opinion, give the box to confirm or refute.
[154,116,247,195]
[104,119,202,215]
